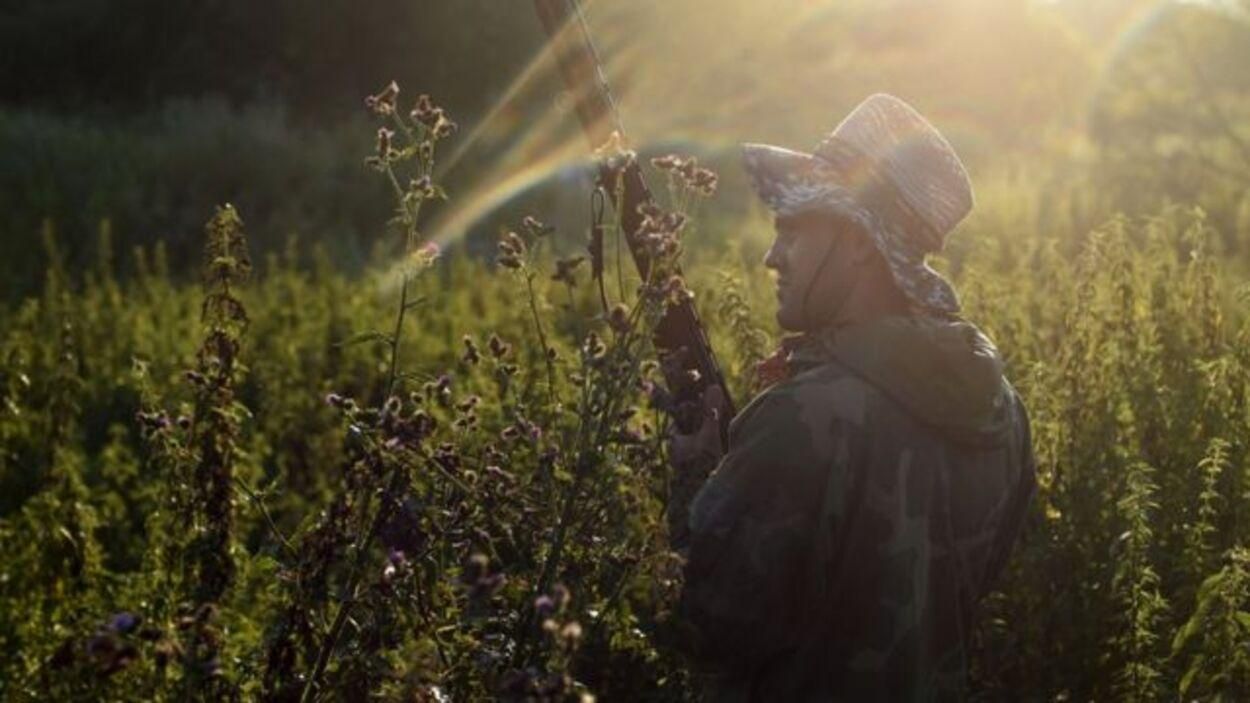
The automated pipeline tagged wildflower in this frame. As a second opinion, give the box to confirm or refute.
[661,212,688,234]
[414,241,441,267]
[559,621,583,645]
[665,275,692,302]
[496,231,526,269]
[365,80,400,116]
[471,572,507,600]
[422,374,452,407]
[107,612,141,634]
[552,256,585,285]
[410,93,436,124]
[410,175,436,198]
[434,442,461,471]
[376,127,396,162]
[484,464,514,483]
[433,116,458,139]
[462,553,490,585]
[607,303,632,334]
[535,595,556,617]
[593,130,638,174]
[153,639,177,671]
[383,395,402,417]
[521,215,554,237]
[552,583,571,611]
[675,156,699,183]
[582,331,607,361]
[691,167,719,195]
[650,154,681,171]
[488,333,511,359]
[461,335,481,365]
[637,201,663,219]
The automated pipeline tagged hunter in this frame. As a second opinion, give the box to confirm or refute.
[667,94,1037,701]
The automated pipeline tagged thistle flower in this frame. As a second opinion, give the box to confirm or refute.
[410,175,435,198]
[496,231,526,269]
[552,584,571,612]
[375,127,396,162]
[488,333,511,359]
[535,595,556,617]
[410,93,436,124]
[637,201,663,220]
[606,303,632,335]
[462,553,490,585]
[593,130,638,174]
[107,612,141,634]
[521,215,554,238]
[365,80,400,116]
[413,241,441,266]
[582,331,607,361]
[650,154,681,171]
[552,256,585,285]
[433,116,458,140]
[675,156,699,183]
[462,335,481,365]
[690,167,719,196]
[559,622,583,646]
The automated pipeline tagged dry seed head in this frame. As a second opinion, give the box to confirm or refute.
[365,80,399,116]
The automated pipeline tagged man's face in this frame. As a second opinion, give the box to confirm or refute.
[763,211,857,331]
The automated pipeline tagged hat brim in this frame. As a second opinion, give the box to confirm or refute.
[742,142,961,314]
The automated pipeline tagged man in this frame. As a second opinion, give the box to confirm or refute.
[668,94,1037,701]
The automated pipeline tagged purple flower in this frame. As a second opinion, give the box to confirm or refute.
[107,612,141,634]
[534,595,556,617]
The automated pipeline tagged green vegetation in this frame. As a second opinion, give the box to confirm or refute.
[2,0,1250,699]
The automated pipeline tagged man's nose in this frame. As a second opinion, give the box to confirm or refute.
[763,238,783,270]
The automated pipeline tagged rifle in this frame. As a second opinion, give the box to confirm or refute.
[531,0,736,436]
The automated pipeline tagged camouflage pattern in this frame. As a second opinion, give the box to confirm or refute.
[675,315,1036,701]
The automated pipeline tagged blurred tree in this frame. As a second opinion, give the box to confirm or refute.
[0,0,544,123]
[1090,1,1250,235]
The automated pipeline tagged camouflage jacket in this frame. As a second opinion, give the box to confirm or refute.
[675,315,1036,702]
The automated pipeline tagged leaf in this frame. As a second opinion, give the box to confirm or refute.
[1235,611,1250,631]
[1180,655,1204,697]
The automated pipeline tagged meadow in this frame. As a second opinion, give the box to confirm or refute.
[3,0,1250,700]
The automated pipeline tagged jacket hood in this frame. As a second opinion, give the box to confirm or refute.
[794,315,1013,444]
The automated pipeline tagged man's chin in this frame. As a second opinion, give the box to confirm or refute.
[774,308,803,333]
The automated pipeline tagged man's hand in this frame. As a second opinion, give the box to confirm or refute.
[666,386,729,552]
[667,385,728,470]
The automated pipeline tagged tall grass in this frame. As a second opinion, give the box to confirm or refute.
[1,94,1249,699]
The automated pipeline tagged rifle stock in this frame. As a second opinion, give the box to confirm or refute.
[532,0,736,435]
